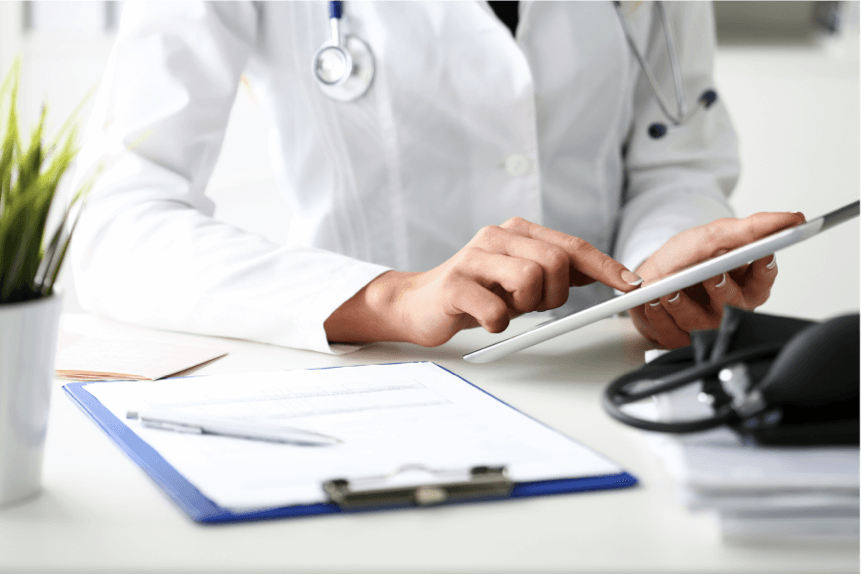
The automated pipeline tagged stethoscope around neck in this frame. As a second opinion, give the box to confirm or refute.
[611,1,718,138]
[313,1,718,138]
[312,0,375,102]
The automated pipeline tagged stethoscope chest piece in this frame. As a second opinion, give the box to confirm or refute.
[313,35,374,102]
[313,2,374,102]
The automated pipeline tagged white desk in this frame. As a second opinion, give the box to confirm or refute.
[1,314,857,572]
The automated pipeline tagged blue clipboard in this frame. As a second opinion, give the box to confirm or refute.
[63,363,637,523]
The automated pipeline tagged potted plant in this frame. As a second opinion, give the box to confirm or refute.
[0,58,91,507]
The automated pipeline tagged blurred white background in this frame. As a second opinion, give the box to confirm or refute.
[0,1,858,322]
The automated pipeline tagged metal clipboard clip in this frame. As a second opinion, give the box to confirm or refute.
[323,464,512,510]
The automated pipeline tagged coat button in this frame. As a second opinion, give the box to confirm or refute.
[504,154,530,177]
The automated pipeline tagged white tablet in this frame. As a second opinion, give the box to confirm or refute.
[463,201,860,364]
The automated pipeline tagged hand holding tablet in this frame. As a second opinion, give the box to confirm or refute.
[463,201,860,364]
[629,211,805,349]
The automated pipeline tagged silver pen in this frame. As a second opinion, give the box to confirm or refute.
[126,410,341,446]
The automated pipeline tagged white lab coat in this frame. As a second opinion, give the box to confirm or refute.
[71,1,739,354]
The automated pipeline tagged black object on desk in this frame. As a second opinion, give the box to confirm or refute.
[324,465,512,510]
[603,307,860,445]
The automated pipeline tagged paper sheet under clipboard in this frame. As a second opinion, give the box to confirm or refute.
[77,362,627,512]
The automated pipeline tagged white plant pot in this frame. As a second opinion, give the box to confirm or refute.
[0,293,62,508]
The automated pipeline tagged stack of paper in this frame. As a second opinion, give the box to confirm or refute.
[55,333,226,381]
[629,353,859,544]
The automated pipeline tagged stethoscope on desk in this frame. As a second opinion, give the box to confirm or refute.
[313,1,718,138]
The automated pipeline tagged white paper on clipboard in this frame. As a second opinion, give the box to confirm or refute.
[81,362,624,510]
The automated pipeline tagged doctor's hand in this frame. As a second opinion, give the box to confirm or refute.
[325,217,644,347]
[629,211,806,349]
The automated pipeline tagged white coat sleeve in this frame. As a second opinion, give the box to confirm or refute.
[69,1,391,354]
[614,1,740,273]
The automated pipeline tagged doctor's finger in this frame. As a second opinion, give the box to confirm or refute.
[738,254,778,308]
[447,277,510,334]
[643,301,691,348]
[660,289,720,333]
[462,251,546,313]
[727,264,751,289]
[499,217,642,292]
[470,225,570,310]
[702,272,747,313]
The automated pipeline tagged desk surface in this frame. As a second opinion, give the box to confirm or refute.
[1,313,857,573]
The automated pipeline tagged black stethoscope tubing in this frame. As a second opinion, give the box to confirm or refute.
[601,341,785,433]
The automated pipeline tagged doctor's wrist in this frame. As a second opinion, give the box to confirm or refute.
[324,271,417,345]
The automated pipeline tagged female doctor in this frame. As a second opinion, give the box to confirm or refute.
[70,1,803,354]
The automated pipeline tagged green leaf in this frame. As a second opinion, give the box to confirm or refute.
[40,158,101,294]
[0,71,21,210]
[16,105,47,195]
[0,56,91,303]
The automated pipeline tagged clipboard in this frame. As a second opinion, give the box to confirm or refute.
[63,362,637,523]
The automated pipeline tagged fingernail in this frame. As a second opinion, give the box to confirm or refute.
[766,255,777,270]
[667,292,681,304]
[622,270,644,286]
[649,300,661,308]
[715,273,727,288]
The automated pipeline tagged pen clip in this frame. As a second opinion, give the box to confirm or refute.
[141,420,204,434]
